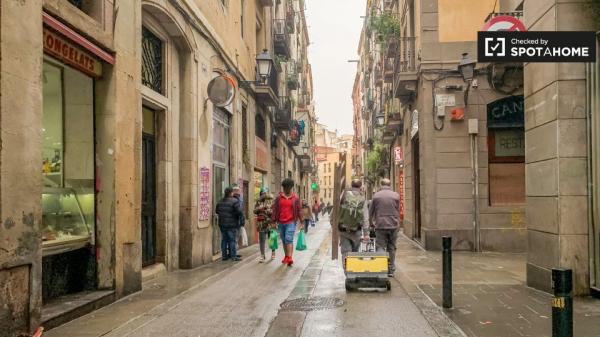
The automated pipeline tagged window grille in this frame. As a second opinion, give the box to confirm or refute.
[142,27,163,93]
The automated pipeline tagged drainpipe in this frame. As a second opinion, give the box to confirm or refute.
[469,119,480,252]
[586,61,597,290]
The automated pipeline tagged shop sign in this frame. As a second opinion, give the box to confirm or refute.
[43,28,102,77]
[394,146,403,164]
[398,171,404,221]
[255,137,268,171]
[487,95,524,128]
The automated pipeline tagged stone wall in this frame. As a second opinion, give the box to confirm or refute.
[523,0,593,295]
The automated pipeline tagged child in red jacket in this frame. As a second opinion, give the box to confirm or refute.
[272,178,303,266]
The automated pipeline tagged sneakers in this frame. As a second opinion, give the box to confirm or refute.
[259,256,266,263]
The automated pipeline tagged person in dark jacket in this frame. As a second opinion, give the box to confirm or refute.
[216,187,243,261]
[369,178,400,276]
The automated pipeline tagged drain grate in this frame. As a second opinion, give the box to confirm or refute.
[280,296,345,312]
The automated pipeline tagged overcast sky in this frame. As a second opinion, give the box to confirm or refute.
[305,0,365,136]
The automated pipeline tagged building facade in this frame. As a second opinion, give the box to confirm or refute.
[0,0,315,335]
[355,0,599,296]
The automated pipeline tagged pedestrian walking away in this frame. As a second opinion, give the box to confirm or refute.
[312,199,320,222]
[338,179,366,268]
[215,187,243,261]
[272,178,303,266]
[369,178,400,276]
[254,188,276,263]
[302,200,312,234]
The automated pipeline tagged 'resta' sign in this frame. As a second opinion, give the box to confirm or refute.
[478,31,596,63]
[43,28,103,77]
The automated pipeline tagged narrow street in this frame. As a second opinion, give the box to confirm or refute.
[45,217,455,337]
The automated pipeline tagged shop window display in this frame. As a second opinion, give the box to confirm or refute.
[42,61,95,257]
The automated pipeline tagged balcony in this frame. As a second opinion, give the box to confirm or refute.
[297,94,308,109]
[274,19,291,57]
[255,62,279,107]
[273,96,292,131]
[394,37,418,101]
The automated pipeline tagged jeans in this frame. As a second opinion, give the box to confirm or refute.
[314,212,319,221]
[375,228,399,271]
[220,227,238,259]
[304,220,310,233]
[278,222,296,245]
[258,230,275,257]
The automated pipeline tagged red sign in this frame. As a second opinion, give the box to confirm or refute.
[482,15,526,32]
[43,28,103,77]
[397,170,404,221]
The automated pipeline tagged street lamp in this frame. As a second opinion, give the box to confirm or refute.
[458,52,476,82]
[375,113,385,127]
[256,49,274,84]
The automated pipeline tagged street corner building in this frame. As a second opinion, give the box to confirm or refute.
[0,0,316,335]
[353,0,600,298]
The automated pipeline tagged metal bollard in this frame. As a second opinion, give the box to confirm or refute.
[442,236,452,308]
[552,268,573,337]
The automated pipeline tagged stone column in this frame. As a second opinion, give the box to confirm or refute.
[524,0,592,295]
[0,1,43,335]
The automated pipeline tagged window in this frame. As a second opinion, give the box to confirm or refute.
[487,96,525,206]
[142,27,164,93]
[255,113,266,140]
[41,61,95,253]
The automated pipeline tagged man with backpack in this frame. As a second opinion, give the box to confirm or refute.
[338,179,365,265]
[369,178,400,276]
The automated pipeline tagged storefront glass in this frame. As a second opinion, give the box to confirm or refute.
[42,60,95,257]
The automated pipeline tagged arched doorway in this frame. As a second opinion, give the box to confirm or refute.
[141,2,196,271]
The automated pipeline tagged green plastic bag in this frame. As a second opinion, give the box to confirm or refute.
[296,230,307,251]
[268,229,279,250]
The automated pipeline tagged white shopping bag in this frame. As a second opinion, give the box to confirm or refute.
[239,226,249,247]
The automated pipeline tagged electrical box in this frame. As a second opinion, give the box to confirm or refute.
[468,118,479,134]
[436,105,446,117]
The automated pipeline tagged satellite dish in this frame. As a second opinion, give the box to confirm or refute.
[207,73,236,107]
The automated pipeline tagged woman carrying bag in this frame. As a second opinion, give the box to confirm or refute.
[254,189,277,262]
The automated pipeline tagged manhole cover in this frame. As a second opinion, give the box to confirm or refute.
[280,296,345,312]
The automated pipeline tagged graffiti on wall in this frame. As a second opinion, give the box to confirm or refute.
[199,167,211,221]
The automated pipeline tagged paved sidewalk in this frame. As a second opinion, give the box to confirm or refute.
[394,232,600,337]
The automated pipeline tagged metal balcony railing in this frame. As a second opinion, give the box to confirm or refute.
[484,11,523,23]
[274,96,292,130]
[273,19,291,57]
